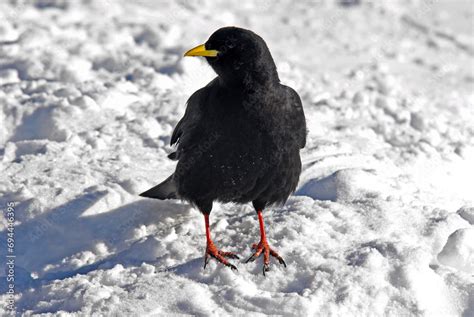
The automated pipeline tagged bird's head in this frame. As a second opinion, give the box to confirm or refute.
[184,27,279,87]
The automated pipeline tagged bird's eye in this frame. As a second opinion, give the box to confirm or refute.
[225,38,237,50]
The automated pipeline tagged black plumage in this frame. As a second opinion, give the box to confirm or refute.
[140,27,306,273]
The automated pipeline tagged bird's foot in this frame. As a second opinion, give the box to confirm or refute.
[245,240,286,275]
[204,240,239,271]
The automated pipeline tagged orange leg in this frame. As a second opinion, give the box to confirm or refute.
[203,213,238,270]
[245,210,286,275]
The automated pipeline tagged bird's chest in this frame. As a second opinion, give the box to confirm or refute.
[204,103,275,169]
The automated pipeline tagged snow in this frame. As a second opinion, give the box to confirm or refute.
[458,206,474,225]
[438,228,474,274]
[0,0,473,316]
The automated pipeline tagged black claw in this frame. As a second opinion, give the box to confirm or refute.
[245,255,256,263]
[262,264,270,276]
[228,254,240,260]
[204,256,210,269]
[229,263,238,271]
[279,258,287,268]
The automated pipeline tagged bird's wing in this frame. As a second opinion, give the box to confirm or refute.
[282,85,306,149]
[168,78,217,160]
[170,91,204,146]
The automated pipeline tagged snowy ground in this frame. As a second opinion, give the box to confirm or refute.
[0,0,473,316]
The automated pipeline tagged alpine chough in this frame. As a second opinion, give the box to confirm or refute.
[140,26,306,274]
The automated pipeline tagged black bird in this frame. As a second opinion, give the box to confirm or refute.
[140,27,306,274]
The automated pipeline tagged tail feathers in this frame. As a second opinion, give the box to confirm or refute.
[139,175,177,200]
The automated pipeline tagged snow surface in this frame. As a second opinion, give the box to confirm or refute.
[0,0,473,316]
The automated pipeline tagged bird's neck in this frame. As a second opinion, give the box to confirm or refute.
[218,67,280,91]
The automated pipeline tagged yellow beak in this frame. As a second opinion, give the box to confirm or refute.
[184,44,219,57]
